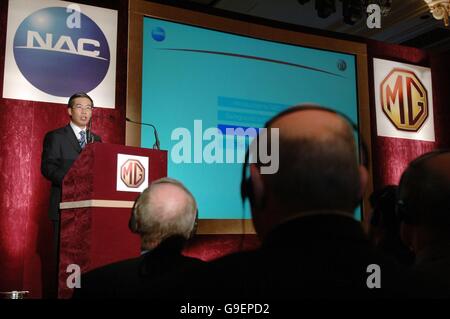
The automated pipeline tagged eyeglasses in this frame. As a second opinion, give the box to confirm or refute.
[72,105,93,111]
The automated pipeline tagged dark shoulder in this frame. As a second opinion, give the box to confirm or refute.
[201,250,259,276]
[180,254,206,266]
[45,125,71,138]
[214,250,258,263]
[83,256,143,279]
[173,251,260,299]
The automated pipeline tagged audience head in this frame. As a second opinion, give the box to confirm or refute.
[398,150,450,253]
[245,105,368,238]
[129,177,198,250]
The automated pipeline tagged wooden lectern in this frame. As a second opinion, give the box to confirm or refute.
[57,143,167,298]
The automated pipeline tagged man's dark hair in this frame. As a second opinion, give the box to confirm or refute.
[398,151,450,233]
[263,130,360,214]
[68,92,94,108]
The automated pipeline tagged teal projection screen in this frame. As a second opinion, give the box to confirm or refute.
[141,16,360,220]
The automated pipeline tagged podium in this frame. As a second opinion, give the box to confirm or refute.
[57,143,167,298]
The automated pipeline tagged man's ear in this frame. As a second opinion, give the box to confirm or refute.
[250,164,264,207]
[67,107,73,118]
[358,165,369,198]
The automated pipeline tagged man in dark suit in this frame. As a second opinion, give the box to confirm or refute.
[41,92,101,221]
[72,177,204,298]
[41,92,101,296]
[176,105,396,299]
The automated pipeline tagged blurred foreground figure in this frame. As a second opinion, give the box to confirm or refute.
[73,177,204,298]
[174,105,397,299]
[397,150,450,298]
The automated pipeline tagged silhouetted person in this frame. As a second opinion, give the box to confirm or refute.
[175,105,396,299]
[368,185,415,268]
[397,150,450,298]
[73,178,204,298]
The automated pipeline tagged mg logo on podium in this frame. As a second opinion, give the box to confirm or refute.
[121,159,145,188]
[117,154,149,192]
[380,68,428,132]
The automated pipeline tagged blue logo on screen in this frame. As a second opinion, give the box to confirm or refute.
[337,59,347,71]
[13,7,110,97]
[151,27,165,42]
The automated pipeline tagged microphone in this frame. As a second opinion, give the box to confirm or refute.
[126,117,160,150]
[87,117,94,144]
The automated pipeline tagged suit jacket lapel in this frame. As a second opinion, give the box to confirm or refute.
[64,124,82,153]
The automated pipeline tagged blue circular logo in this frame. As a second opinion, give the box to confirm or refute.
[13,7,110,97]
[337,59,347,71]
[151,27,165,42]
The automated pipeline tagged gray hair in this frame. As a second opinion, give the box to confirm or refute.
[133,177,197,250]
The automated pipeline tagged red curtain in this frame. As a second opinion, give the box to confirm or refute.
[1,0,449,298]
[0,0,128,297]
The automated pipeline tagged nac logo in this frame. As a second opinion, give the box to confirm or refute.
[13,7,110,97]
[121,159,145,188]
[151,27,165,42]
[380,68,428,132]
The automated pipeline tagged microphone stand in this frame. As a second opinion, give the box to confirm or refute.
[126,117,160,150]
[87,118,94,144]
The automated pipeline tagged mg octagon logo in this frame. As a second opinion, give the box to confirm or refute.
[121,159,145,188]
[380,68,428,132]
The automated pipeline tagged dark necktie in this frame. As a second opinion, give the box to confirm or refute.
[79,130,86,149]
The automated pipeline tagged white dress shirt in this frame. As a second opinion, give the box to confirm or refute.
[70,121,86,142]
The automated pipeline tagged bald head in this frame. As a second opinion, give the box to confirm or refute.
[269,109,355,143]
[255,106,362,218]
[132,178,197,250]
[147,183,194,221]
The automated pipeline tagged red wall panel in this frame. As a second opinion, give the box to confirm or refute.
[0,0,128,298]
[366,40,447,190]
[1,0,449,299]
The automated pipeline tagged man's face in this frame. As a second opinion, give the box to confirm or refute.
[68,97,92,128]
